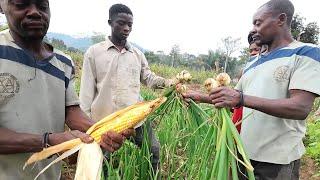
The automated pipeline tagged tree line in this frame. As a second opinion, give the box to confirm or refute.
[1,14,317,79]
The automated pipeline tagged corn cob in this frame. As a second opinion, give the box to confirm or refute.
[24,97,166,168]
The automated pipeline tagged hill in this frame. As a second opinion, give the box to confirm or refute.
[46,32,147,52]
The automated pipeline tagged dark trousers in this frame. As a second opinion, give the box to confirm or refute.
[103,124,160,177]
[239,159,300,180]
[133,124,160,174]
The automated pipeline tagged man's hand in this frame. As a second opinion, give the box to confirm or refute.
[209,87,241,108]
[100,128,135,153]
[49,130,94,146]
[165,78,178,87]
[180,87,212,104]
[182,90,206,103]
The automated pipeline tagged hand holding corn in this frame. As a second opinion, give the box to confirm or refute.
[99,128,135,153]
[24,97,166,180]
[49,130,94,146]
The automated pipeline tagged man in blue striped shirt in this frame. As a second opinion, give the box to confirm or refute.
[184,0,320,179]
[0,0,134,179]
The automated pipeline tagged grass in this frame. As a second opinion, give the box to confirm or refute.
[149,64,217,84]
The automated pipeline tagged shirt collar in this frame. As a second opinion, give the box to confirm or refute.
[5,30,55,52]
[105,36,133,52]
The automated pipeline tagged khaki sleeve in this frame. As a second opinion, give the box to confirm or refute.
[79,47,97,117]
[289,47,320,96]
[140,53,167,89]
[66,61,80,106]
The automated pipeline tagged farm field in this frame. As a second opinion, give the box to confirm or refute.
[61,53,320,179]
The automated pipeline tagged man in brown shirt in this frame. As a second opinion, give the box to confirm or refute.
[80,4,172,174]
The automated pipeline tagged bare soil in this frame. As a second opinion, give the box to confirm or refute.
[300,156,320,180]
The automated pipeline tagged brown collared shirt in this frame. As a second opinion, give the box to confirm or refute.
[80,38,167,121]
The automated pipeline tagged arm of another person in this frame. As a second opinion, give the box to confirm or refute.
[183,87,316,120]
[0,122,93,154]
[209,87,316,120]
[233,47,320,120]
[64,105,134,153]
[186,47,320,120]
[140,53,172,89]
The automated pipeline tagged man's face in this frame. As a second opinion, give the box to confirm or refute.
[109,13,133,41]
[251,6,278,46]
[249,43,261,56]
[4,0,50,40]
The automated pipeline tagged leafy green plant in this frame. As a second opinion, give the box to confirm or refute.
[305,117,320,166]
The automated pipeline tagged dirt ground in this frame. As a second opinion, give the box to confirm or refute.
[300,156,320,180]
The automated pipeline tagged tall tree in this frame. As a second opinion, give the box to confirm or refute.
[169,44,181,67]
[300,22,319,44]
[220,36,240,73]
[144,51,161,64]
[291,14,305,40]
[291,14,319,44]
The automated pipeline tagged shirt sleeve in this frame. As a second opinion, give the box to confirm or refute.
[234,78,243,91]
[289,46,320,96]
[66,60,80,106]
[140,53,167,89]
[79,47,97,117]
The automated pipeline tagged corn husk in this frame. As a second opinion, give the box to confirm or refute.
[24,97,167,180]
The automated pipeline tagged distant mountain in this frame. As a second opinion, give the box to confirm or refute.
[46,32,92,52]
[46,32,147,53]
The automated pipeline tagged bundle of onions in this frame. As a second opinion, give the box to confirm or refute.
[202,73,254,180]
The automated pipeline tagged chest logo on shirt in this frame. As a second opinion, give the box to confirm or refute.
[0,73,20,99]
[273,65,290,82]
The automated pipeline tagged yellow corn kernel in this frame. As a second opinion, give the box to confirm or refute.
[24,97,166,167]
[89,98,166,143]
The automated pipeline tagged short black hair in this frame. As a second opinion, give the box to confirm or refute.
[262,0,295,26]
[109,4,133,20]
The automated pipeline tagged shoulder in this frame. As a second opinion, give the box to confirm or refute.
[86,41,107,52]
[289,41,320,62]
[0,30,20,49]
[130,44,146,59]
[53,49,74,67]
[85,41,109,57]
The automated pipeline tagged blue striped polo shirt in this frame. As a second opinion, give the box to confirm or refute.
[236,41,320,164]
[0,30,79,180]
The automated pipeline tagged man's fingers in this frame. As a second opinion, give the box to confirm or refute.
[71,130,93,143]
[121,128,135,139]
[213,102,225,108]
[100,132,124,152]
[100,141,115,153]
[209,87,224,95]
[106,131,126,144]
[209,91,224,101]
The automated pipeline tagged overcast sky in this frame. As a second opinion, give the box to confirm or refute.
[1,0,319,55]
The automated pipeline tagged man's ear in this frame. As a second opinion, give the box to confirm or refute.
[278,13,287,26]
[108,19,112,26]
